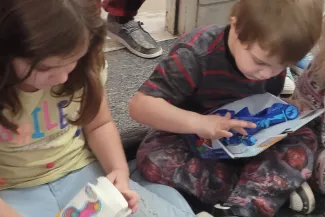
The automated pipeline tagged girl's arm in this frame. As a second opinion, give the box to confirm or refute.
[84,88,138,212]
[0,199,22,217]
[84,90,128,175]
[282,97,311,112]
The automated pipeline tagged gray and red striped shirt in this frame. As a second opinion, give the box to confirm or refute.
[139,25,285,114]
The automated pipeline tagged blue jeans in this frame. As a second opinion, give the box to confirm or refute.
[0,161,195,217]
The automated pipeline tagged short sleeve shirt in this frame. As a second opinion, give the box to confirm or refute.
[0,64,108,189]
[139,25,285,114]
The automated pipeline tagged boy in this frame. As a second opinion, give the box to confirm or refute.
[129,0,323,216]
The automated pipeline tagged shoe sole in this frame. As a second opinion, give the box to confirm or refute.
[281,88,295,95]
[107,31,163,59]
[281,75,296,95]
[196,212,213,217]
[290,182,315,214]
[291,66,305,76]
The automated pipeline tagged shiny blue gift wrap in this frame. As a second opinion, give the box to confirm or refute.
[186,103,299,159]
[216,103,299,146]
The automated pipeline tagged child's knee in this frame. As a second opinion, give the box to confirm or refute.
[138,157,163,183]
[137,147,188,184]
[275,143,313,182]
[284,145,311,169]
[293,127,318,153]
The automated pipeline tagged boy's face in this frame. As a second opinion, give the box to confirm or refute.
[229,20,287,80]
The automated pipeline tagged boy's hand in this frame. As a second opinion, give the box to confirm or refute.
[193,113,256,140]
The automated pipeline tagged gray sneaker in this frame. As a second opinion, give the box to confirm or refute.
[107,15,163,59]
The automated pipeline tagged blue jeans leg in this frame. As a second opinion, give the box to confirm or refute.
[0,184,60,217]
[0,161,195,217]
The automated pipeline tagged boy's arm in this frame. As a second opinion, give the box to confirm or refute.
[129,47,203,134]
[129,47,254,136]
[0,199,22,217]
[130,92,201,134]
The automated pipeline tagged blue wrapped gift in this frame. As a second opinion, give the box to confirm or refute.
[215,103,299,147]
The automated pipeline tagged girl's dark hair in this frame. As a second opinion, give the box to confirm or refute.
[0,0,106,132]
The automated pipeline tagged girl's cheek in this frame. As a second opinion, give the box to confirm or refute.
[12,58,31,79]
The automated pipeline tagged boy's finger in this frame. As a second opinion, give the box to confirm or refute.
[216,130,233,138]
[228,119,256,129]
[224,112,232,119]
[233,127,248,135]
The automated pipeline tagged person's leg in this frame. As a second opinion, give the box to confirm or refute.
[130,179,195,217]
[130,159,194,213]
[136,130,239,205]
[311,147,325,194]
[217,127,318,217]
[102,0,145,18]
[49,161,105,209]
[102,0,163,59]
[51,161,195,217]
[0,185,60,217]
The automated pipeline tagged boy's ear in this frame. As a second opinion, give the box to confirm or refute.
[229,16,237,29]
[229,16,248,50]
[229,16,239,39]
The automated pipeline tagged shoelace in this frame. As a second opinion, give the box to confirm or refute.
[121,20,145,35]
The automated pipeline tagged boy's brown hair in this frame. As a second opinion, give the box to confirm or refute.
[230,0,323,65]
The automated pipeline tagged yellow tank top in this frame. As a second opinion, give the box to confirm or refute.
[0,67,107,189]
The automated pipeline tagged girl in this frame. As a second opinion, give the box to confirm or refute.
[0,0,195,217]
[292,21,325,196]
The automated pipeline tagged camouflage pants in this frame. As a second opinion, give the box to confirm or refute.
[136,127,318,217]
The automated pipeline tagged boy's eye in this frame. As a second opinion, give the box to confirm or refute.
[254,59,266,65]
[36,66,51,72]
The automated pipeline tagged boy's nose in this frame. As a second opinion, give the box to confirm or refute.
[58,74,69,84]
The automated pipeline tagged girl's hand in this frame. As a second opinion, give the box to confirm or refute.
[283,98,311,112]
[106,168,139,213]
[0,199,23,217]
[193,113,256,140]
[292,100,311,112]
